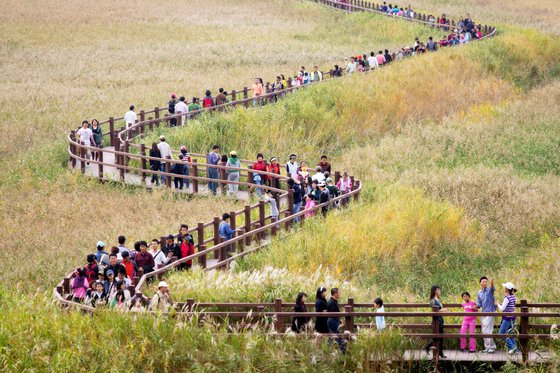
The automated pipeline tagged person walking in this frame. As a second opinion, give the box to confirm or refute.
[496,282,518,354]
[91,119,103,161]
[252,78,264,106]
[71,268,89,303]
[374,297,386,331]
[157,136,172,185]
[150,281,173,312]
[460,291,478,352]
[426,285,448,358]
[477,276,497,353]
[149,142,161,186]
[207,145,220,194]
[267,157,281,190]
[124,105,137,138]
[173,154,186,190]
[304,194,316,219]
[77,120,95,161]
[168,94,178,127]
[327,288,346,352]
[318,181,330,216]
[179,146,191,189]
[291,292,310,332]
[215,88,227,111]
[286,154,299,179]
[226,151,240,197]
[315,287,329,334]
[287,178,303,223]
[175,96,188,126]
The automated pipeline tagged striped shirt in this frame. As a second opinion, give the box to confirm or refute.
[499,294,516,321]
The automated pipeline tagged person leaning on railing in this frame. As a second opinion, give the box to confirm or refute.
[426,285,449,358]
[226,151,240,197]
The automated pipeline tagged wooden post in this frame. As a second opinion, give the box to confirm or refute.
[352,180,360,202]
[274,298,283,332]
[219,166,226,195]
[288,190,294,216]
[247,165,254,195]
[149,118,154,132]
[199,244,207,269]
[258,201,266,236]
[271,217,277,236]
[197,223,204,252]
[192,159,199,193]
[108,118,115,147]
[334,171,341,184]
[165,156,172,188]
[98,149,104,182]
[140,110,145,123]
[186,298,195,312]
[123,140,130,174]
[63,277,71,295]
[140,143,147,182]
[219,237,227,264]
[344,305,354,332]
[244,205,251,246]
[346,298,355,332]
[213,217,220,259]
[520,299,529,362]
[284,211,292,231]
[341,190,348,207]
[154,107,160,121]
[243,87,249,108]
[228,210,236,231]
[236,227,245,253]
[160,236,166,252]
[79,145,86,173]
[231,90,237,106]
[69,130,76,168]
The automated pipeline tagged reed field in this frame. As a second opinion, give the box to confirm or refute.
[1,0,560,371]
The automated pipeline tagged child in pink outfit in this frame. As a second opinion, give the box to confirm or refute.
[460,291,478,352]
[304,194,316,218]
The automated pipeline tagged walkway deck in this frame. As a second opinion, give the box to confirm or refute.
[403,349,552,363]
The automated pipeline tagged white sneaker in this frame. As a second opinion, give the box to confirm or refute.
[508,348,518,355]
[487,349,495,354]
[481,349,488,353]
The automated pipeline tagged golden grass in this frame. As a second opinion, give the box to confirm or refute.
[0,0,432,158]
[410,0,560,35]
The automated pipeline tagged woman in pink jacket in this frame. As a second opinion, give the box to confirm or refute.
[71,268,89,303]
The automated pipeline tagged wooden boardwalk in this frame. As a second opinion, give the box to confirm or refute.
[403,349,552,363]
[74,146,252,201]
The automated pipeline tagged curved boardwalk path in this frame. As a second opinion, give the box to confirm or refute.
[57,0,559,367]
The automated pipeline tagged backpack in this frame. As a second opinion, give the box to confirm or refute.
[84,264,97,282]
[202,97,213,108]
[168,100,176,114]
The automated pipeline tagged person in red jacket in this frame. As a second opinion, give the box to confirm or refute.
[252,153,268,186]
[177,234,195,270]
[267,157,281,190]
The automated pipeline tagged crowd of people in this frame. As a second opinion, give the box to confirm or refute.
[70,228,195,309]
[286,277,519,355]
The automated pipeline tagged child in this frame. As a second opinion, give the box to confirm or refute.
[304,194,316,219]
[460,291,478,352]
[374,297,386,331]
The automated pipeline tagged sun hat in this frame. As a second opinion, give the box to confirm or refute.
[106,270,114,276]
[97,241,105,248]
[158,281,169,288]
[326,177,333,183]
[230,151,237,156]
[502,282,516,290]
[318,181,326,187]
[159,135,165,141]
[171,93,177,98]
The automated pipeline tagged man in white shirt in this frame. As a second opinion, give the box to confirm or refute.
[124,105,137,139]
[157,136,172,184]
[77,121,95,160]
[367,51,379,70]
[175,96,188,126]
[311,166,326,182]
[346,57,357,74]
